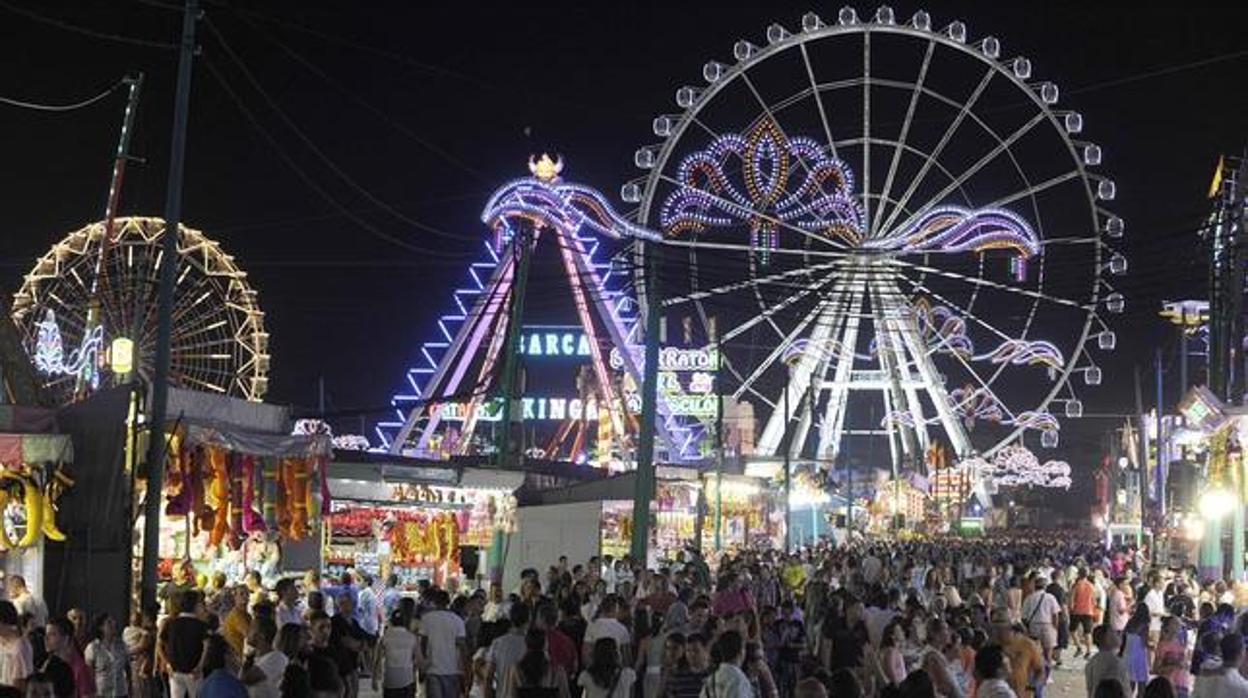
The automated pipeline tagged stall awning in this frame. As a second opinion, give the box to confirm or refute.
[182,424,330,458]
[0,406,56,434]
[0,432,73,464]
[166,387,290,434]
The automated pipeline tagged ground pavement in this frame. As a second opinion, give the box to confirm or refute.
[357,659,1091,698]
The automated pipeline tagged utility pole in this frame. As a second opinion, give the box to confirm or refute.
[140,0,198,613]
[495,226,533,470]
[713,339,723,551]
[1133,364,1147,550]
[1155,350,1166,516]
[783,366,792,553]
[631,241,662,563]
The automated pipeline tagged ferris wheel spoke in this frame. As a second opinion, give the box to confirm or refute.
[663,259,840,307]
[799,43,838,162]
[893,258,1088,310]
[878,64,997,235]
[983,169,1083,209]
[730,294,836,401]
[870,39,934,241]
[171,371,228,394]
[885,111,1049,238]
[895,275,1015,345]
[739,72,820,182]
[862,32,872,230]
[719,274,834,343]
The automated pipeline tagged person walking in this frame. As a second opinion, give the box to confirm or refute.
[84,614,127,697]
[240,617,286,698]
[161,592,209,698]
[699,631,751,698]
[421,589,467,698]
[6,576,48,630]
[579,638,636,698]
[505,629,570,698]
[0,600,32,692]
[373,605,423,698]
[486,603,532,698]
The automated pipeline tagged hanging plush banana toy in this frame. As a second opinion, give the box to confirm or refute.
[0,466,71,549]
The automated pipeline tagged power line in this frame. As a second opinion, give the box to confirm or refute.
[0,0,177,49]
[203,17,473,244]
[203,57,471,260]
[0,79,123,112]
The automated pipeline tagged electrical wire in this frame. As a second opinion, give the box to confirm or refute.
[231,12,490,184]
[0,0,177,49]
[203,57,471,260]
[204,17,473,244]
[0,79,123,112]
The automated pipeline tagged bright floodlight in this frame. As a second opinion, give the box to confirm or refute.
[1200,487,1236,520]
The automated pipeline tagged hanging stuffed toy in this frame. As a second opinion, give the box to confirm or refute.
[40,465,72,542]
[241,455,265,533]
[262,457,279,532]
[227,452,244,549]
[280,457,311,540]
[207,447,230,548]
[190,447,211,537]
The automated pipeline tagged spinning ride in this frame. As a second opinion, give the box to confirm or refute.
[11,216,270,404]
[624,7,1125,472]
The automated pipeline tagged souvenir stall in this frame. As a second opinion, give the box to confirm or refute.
[869,477,929,534]
[148,424,332,586]
[599,476,700,560]
[0,412,74,597]
[324,461,519,589]
[700,473,777,552]
[132,388,332,589]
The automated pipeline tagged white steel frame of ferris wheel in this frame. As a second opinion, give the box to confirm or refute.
[750,257,974,469]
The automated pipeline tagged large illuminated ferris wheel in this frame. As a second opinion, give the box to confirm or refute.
[623,6,1127,471]
[11,216,270,404]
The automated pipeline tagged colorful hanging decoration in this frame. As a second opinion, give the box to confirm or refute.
[0,463,72,550]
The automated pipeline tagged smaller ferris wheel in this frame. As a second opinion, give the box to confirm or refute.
[11,216,270,404]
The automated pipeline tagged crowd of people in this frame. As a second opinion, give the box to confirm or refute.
[0,534,1247,698]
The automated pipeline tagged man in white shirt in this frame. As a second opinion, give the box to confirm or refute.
[1143,573,1166,638]
[583,595,632,666]
[274,579,303,628]
[242,616,287,698]
[485,603,530,698]
[421,589,468,698]
[1020,577,1060,664]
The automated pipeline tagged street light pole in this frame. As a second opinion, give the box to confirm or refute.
[632,240,662,564]
[140,0,198,613]
[783,366,792,553]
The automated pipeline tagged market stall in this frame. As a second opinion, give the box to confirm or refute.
[0,411,74,597]
[324,463,518,589]
[700,474,776,552]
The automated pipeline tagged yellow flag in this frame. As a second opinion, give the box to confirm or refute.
[1209,155,1225,198]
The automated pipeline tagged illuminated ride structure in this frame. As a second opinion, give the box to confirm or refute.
[621,7,1126,487]
[11,217,270,405]
[377,157,693,463]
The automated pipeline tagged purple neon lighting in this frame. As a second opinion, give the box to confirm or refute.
[865,205,1040,258]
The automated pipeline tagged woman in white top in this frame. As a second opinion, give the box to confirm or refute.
[0,601,32,692]
[579,638,636,698]
[373,602,425,698]
[84,613,128,697]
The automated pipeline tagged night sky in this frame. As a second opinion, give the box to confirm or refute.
[4,2,1248,503]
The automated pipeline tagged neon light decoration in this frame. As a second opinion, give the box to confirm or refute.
[32,308,102,380]
[377,158,695,461]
